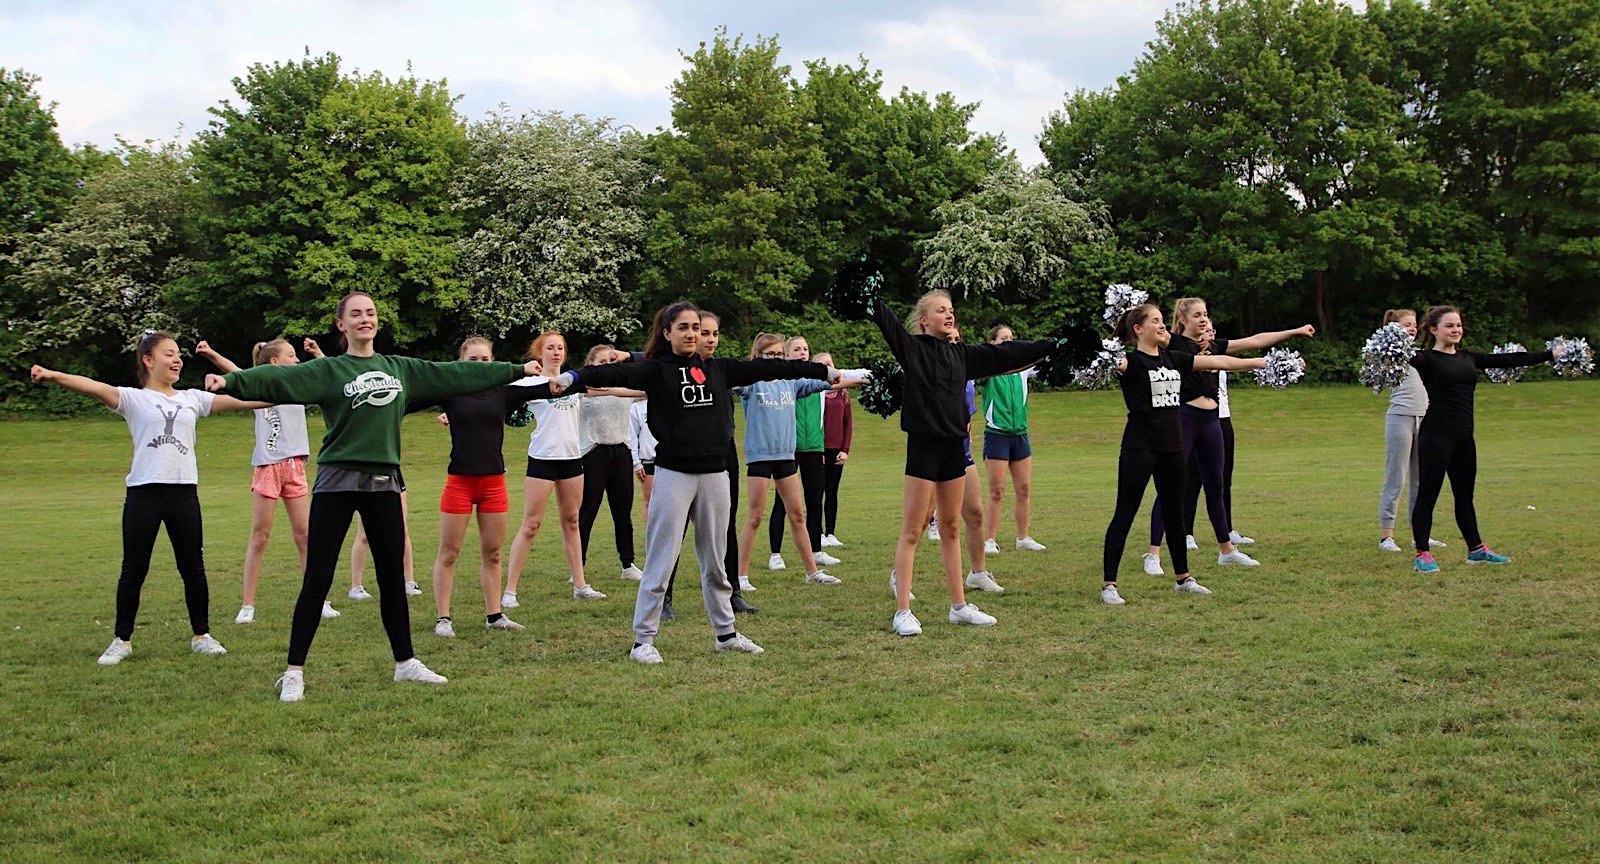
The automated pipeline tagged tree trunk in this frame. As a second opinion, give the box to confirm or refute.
[1315,271,1333,337]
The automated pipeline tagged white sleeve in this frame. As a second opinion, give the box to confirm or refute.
[112,387,138,418]
[627,408,643,470]
[191,389,217,418]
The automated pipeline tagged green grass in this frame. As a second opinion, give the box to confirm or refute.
[2,382,1598,862]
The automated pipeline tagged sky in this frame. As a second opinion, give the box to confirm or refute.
[1,0,1174,165]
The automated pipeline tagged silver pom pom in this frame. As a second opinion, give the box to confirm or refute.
[1484,342,1528,385]
[1253,347,1306,390]
[1071,338,1124,390]
[1359,322,1417,393]
[1102,283,1149,327]
[1546,335,1595,378]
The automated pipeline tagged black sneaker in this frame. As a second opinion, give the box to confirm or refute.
[731,595,759,615]
[661,601,677,622]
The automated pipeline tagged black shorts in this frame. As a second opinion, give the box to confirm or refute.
[904,435,969,483]
[747,459,798,480]
[526,457,584,481]
[642,462,655,476]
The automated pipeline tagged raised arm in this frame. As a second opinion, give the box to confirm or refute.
[29,366,119,409]
[1472,349,1554,370]
[961,339,1054,381]
[871,297,916,364]
[194,341,242,374]
[1224,325,1315,354]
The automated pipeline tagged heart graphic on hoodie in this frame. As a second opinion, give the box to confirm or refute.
[690,367,706,385]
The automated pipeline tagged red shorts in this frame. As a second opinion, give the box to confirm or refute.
[251,456,310,500]
[440,473,509,515]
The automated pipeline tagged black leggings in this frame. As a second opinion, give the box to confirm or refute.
[1104,447,1190,582]
[770,451,824,553]
[665,454,743,605]
[1182,417,1237,536]
[822,448,845,535]
[289,491,412,666]
[116,484,208,640]
[578,443,635,567]
[1411,427,1482,553]
[1151,405,1230,545]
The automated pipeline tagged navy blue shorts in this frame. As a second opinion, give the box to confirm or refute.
[982,431,1032,462]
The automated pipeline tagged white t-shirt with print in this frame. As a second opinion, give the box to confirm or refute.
[113,387,216,487]
[514,376,584,460]
[251,404,311,466]
[1218,371,1231,419]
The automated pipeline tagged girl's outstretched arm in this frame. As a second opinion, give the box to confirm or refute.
[1225,325,1315,354]
[211,395,272,412]
[1193,355,1267,372]
[194,341,241,374]
[29,366,119,409]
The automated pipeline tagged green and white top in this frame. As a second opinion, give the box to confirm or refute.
[982,367,1037,436]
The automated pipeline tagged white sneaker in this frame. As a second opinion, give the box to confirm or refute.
[393,658,447,684]
[926,522,940,542]
[821,534,843,548]
[1378,537,1403,552]
[1015,536,1047,551]
[1429,538,1447,549]
[888,570,915,601]
[486,616,525,632]
[629,643,663,664]
[321,601,340,619]
[984,538,1001,555]
[348,586,372,601]
[805,570,842,585]
[98,638,132,666]
[235,605,255,625]
[1218,549,1260,567]
[434,618,456,638]
[191,634,227,656]
[1142,553,1165,576]
[500,591,519,609]
[276,670,304,702]
[573,584,607,600]
[1174,577,1212,595]
[965,570,1005,594]
[949,603,997,626]
[621,565,644,581]
[405,581,423,596]
[1185,535,1199,550]
[738,576,756,593]
[1101,585,1126,606]
[1229,530,1256,546]
[814,550,841,566]
[892,609,922,637]
[714,632,765,654]
[767,553,786,571]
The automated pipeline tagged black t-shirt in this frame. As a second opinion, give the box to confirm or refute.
[1169,334,1228,403]
[408,384,545,476]
[1411,347,1552,437]
[1118,349,1195,452]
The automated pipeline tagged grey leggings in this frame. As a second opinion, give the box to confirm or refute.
[1379,413,1423,530]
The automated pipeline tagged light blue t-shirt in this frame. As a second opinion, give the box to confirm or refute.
[740,378,832,464]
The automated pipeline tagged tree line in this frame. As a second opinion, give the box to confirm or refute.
[3,0,1594,412]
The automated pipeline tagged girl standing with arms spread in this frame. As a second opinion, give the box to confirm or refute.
[816,351,853,550]
[576,345,645,583]
[1375,310,1443,553]
[32,331,261,665]
[1101,305,1275,604]
[768,335,840,569]
[503,332,607,606]
[408,337,549,638]
[1144,299,1313,575]
[555,302,839,663]
[1407,306,1553,572]
[737,333,850,589]
[207,292,544,702]
[874,291,1055,636]
[194,339,339,625]
[980,324,1046,555]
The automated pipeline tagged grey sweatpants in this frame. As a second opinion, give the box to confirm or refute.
[1379,413,1423,530]
[633,466,736,644]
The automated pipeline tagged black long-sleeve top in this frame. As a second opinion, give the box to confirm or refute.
[872,300,1055,439]
[1410,347,1552,436]
[571,354,828,474]
[406,383,548,476]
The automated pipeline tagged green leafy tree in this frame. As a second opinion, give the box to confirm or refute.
[0,68,80,243]
[640,30,829,327]
[184,53,467,350]
[453,110,650,344]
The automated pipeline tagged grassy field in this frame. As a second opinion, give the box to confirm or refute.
[1,381,1597,861]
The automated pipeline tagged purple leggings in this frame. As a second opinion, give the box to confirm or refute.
[1150,404,1230,545]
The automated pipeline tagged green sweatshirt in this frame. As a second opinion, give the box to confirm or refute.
[982,370,1031,435]
[795,390,824,453]
[224,353,525,474]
